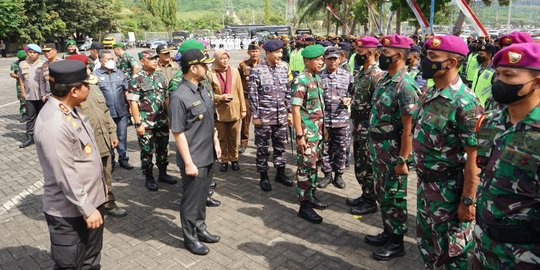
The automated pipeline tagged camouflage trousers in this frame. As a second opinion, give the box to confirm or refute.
[473,225,540,270]
[16,84,26,116]
[352,119,376,200]
[321,126,349,174]
[254,124,287,172]
[295,139,322,201]
[137,126,169,174]
[417,179,468,269]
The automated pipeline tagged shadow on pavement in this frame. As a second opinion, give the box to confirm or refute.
[0,245,52,269]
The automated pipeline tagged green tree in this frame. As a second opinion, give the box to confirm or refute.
[19,0,66,43]
[0,0,26,38]
[264,0,271,24]
[53,0,115,39]
[141,0,177,29]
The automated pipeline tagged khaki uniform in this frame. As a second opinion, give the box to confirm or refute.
[157,61,180,83]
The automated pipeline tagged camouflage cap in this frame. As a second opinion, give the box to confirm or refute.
[138,50,159,60]
[447,222,474,258]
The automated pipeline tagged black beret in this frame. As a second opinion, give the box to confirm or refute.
[90,42,104,50]
[49,60,89,84]
[337,42,351,51]
[262,39,284,52]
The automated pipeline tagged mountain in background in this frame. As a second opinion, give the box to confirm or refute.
[123,0,286,14]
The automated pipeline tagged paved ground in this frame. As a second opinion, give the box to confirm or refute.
[0,49,424,269]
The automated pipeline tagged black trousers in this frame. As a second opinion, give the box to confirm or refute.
[180,164,213,244]
[45,208,104,270]
[25,100,44,138]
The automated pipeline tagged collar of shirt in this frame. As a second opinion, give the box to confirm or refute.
[159,61,174,68]
[361,62,378,75]
[506,103,540,129]
[182,78,200,93]
[427,76,463,102]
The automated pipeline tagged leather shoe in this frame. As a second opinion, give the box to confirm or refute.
[119,162,134,170]
[219,162,228,172]
[372,235,405,261]
[259,171,272,191]
[19,138,34,148]
[238,144,246,154]
[184,240,209,255]
[365,230,391,247]
[275,167,293,186]
[210,181,217,189]
[105,206,128,217]
[197,230,221,243]
[317,172,332,188]
[231,161,240,171]
[309,195,327,210]
[332,173,346,189]
[206,197,221,207]
[298,201,323,224]
[346,196,364,206]
[350,199,378,215]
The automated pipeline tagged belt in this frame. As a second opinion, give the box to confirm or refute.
[369,131,400,141]
[417,168,463,183]
[477,219,540,244]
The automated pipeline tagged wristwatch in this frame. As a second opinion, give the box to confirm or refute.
[396,156,407,164]
[134,122,142,128]
[296,134,304,140]
[461,196,476,206]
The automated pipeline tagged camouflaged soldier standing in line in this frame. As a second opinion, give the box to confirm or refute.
[10,50,27,122]
[365,34,419,261]
[127,50,176,191]
[291,45,326,224]
[318,46,353,190]
[413,35,482,269]
[347,36,384,216]
[248,39,293,192]
[474,43,540,270]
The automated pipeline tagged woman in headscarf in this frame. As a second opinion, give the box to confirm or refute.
[210,49,247,172]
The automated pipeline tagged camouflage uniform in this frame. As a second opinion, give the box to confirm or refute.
[368,68,419,236]
[474,106,540,269]
[10,60,26,117]
[350,63,383,201]
[117,52,139,79]
[413,77,483,269]
[248,59,291,172]
[291,70,324,201]
[127,70,169,174]
[320,67,353,174]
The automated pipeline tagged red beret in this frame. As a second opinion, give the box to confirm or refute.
[66,54,89,66]
[493,43,540,71]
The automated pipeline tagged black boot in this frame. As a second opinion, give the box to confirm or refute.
[297,201,323,224]
[317,172,332,188]
[365,229,391,246]
[259,171,271,191]
[145,170,158,191]
[206,197,221,207]
[309,193,328,210]
[275,167,293,186]
[372,234,405,261]
[19,137,34,148]
[158,166,177,184]
[350,199,378,215]
[332,173,346,189]
[345,196,364,206]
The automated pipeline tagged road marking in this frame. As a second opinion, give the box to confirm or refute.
[0,178,44,216]
[0,101,18,108]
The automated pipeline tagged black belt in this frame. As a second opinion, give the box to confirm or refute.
[369,131,400,141]
[417,168,463,183]
[477,219,540,244]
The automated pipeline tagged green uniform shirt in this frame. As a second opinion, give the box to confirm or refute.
[291,70,325,142]
[127,70,169,129]
[116,52,139,79]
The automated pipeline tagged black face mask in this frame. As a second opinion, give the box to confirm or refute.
[379,54,396,70]
[420,58,448,79]
[476,55,486,64]
[492,79,536,105]
[355,53,368,66]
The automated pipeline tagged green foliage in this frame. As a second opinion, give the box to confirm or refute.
[19,0,67,42]
[53,0,115,39]
[0,0,26,38]
[264,0,271,25]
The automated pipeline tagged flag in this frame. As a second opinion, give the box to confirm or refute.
[405,0,429,29]
[453,0,488,37]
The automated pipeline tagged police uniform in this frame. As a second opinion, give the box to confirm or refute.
[35,60,106,269]
[413,36,483,269]
[248,39,292,191]
[471,45,496,107]
[474,43,540,270]
[169,49,220,256]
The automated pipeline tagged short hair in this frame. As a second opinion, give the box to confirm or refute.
[51,82,83,97]
[99,50,113,60]
[181,65,190,74]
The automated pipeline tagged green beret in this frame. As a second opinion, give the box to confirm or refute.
[66,39,76,46]
[301,44,325,59]
[16,50,26,59]
[113,43,125,48]
[178,39,204,54]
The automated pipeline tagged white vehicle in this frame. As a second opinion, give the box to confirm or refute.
[77,39,92,51]
[150,40,167,50]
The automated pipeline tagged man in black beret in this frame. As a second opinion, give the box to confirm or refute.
[35,60,107,269]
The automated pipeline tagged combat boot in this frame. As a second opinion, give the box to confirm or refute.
[158,166,177,184]
[297,201,323,224]
[317,172,332,188]
[346,196,364,206]
[275,167,293,186]
[365,228,391,246]
[259,171,271,192]
[372,234,405,261]
[145,169,158,191]
[350,198,378,215]
[332,172,346,189]
[19,136,34,148]
[309,192,328,210]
